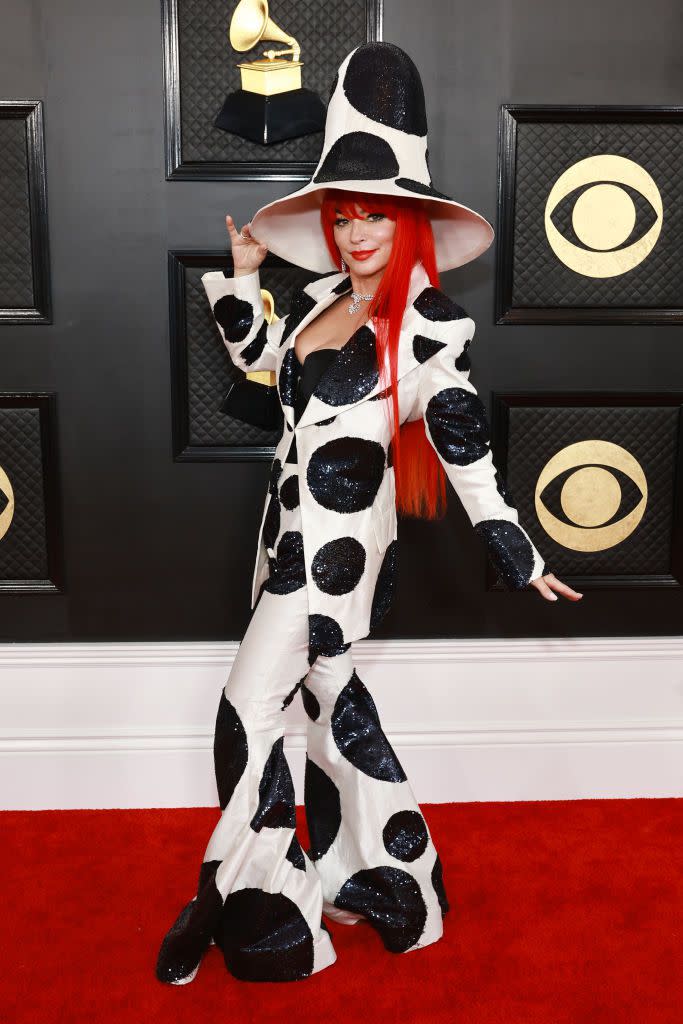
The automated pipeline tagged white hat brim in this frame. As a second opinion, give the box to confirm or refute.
[250,179,494,273]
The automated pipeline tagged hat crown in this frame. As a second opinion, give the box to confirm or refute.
[249,41,495,273]
[310,42,438,192]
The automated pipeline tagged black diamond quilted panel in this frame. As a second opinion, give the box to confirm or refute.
[0,117,33,308]
[0,405,49,582]
[512,119,683,308]
[503,398,682,581]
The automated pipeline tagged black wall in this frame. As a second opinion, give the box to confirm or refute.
[1,0,682,640]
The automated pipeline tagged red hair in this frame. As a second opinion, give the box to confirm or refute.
[320,189,448,520]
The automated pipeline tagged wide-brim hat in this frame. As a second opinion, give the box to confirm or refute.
[250,41,494,273]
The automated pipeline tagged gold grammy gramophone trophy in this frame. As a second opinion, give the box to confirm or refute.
[214,0,326,145]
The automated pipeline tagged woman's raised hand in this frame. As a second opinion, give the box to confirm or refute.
[225,213,268,275]
[529,572,583,602]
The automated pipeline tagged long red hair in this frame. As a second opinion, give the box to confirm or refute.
[320,189,448,519]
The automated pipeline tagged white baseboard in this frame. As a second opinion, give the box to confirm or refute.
[1,637,682,809]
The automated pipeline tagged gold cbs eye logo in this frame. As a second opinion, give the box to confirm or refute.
[535,440,647,552]
[544,154,663,277]
[0,464,15,541]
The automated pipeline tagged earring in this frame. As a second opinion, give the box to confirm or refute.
[340,257,347,272]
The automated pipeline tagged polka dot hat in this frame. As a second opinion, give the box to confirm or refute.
[250,41,495,273]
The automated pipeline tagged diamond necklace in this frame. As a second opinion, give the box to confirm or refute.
[347,290,374,315]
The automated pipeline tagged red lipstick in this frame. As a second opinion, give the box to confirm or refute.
[350,249,377,261]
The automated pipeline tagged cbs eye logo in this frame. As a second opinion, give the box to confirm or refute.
[544,154,663,277]
[535,440,647,552]
[0,464,15,541]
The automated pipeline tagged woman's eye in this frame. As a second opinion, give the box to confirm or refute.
[335,218,347,227]
[368,213,384,220]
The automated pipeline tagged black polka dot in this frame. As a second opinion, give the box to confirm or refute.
[494,466,514,505]
[286,834,306,871]
[315,326,379,406]
[311,537,366,594]
[313,132,399,183]
[334,866,427,952]
[332,669,407,782]
[382,810,429,862]
[278,348,299,407]
[370,539,398,632]
[262,491,280,550]
[279,474,299,510]
[240,321,268,365]
[281,679,302,711]
[387,440,394,468]
[412,334,446,363]
[304,755,342,860]
[414,287,469,322]
[213,294,253,343]
[220,889,314,981]
[285,434,298,465]
[455,337,471,372]
[250,736,296,832]
[317,415,337,426]
[269,457,282,495]
[343,43,428,135]
[280,288,316,347]
[263,530,306,595]
[307,437,385,512]
[196,859,221,898]
[155,880,223,983]
[213,692,248,811]
[301,681,320,721]
[332,275,351,294]
[474,519,535,590]
[424,387,490,466]
[394,177,452,200]
[431,853,449,915]
[309,614,348,659]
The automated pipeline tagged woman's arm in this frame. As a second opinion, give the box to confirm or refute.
[409,310,548,591]
[201,213,286,374]
[200,267,286,374]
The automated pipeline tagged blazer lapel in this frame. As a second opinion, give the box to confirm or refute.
[293,261,434,429]
[277,272,353,431]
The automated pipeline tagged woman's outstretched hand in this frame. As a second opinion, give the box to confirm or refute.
[225,213,268,275]
[529,572,583,602]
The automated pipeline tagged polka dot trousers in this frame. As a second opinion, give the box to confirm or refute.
[155,468,449,984]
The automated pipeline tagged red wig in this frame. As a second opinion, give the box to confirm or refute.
[320,189,448,520]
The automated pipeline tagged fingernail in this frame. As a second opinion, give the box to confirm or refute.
[550,594,558,600]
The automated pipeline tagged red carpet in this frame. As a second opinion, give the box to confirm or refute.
[3,798,681,1023]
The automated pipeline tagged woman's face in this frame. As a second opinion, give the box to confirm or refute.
[332,202,396,278]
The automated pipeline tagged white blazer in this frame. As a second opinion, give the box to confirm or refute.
[201,261,547,655]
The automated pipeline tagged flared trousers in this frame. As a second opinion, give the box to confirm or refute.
[156,461,449,984]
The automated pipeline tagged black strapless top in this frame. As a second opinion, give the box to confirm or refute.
[285,348,339,465]
[293,348,339,424]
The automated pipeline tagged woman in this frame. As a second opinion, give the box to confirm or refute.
[156,41,582,988]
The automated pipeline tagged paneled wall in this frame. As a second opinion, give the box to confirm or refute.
[1,0,682,642]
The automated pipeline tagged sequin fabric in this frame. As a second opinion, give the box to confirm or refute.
[342,42,429,134]
[212,293,253,343]
[413,287,469,322]
[306,437,385,512]
[473,518,535,590]
[424,386,491,466]
[382,810,429,862]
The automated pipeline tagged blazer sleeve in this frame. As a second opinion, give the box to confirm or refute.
[200,268,287,373]
[408,314,548,590]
